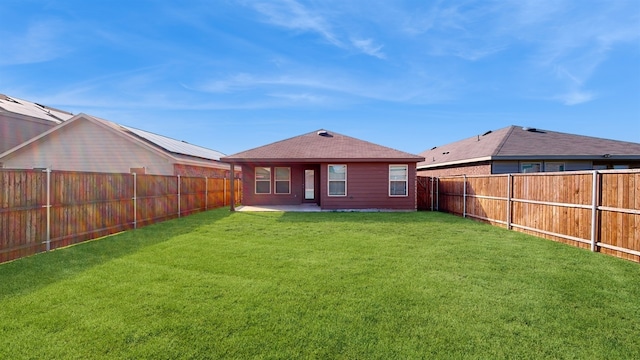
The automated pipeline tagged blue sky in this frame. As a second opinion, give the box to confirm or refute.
[2,0,639,155]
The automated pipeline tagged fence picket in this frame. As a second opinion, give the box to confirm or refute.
[0,169,241,263]
[419,170,640,263]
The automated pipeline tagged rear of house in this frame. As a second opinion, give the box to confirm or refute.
[221,130,424,211]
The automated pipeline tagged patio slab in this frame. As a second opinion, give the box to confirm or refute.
[235,204,322,212]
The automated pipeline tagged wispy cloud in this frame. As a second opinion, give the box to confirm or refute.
[350,38,385,59]
[0,20,70,65]
[249,0,341,46]
[556,90,595,106]
[244,0,390,59]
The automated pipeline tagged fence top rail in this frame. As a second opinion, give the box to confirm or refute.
[433,168,639,180]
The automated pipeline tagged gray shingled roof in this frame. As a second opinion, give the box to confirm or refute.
[0,94,74,123]
[222,129,424,163]
[418,125,640,169]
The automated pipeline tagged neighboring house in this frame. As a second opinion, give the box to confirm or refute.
[417,125,640,177]
[0,94,74,153]
[0,113,231,177]
[221,129,425,211]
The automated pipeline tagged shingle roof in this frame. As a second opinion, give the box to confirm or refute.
[0,94,74,123]
[222,129,424,163]
[418,125,640,169]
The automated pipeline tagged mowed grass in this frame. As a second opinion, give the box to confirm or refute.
[1,209,639,359]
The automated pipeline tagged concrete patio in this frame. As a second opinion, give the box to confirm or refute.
[235,204,323,212]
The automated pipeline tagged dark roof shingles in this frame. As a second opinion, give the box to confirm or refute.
[223,129,424,162]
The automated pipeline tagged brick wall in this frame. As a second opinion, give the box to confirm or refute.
[417,162,491,177]
[174,164,234,178]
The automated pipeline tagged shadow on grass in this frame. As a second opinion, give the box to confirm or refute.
[0,208,233,300]
[275,210,471,225]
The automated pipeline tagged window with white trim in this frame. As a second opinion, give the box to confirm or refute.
[328,164,346,196]
[255,167,271,194]
[389,165,408,196]
[275,167,291,194]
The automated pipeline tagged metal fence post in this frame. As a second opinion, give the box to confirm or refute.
[430,177,434,211]
[435,177,439,211]
[463,175,467,218]
[590,170,598,252]
[507,174,512,230]
[224,178,227,206]
[205,177,208,210]
[177,175,181,217]
[132,172,137,229]
[45,168,51,251]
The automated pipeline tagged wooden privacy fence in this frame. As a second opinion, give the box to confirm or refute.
[419,170,640,263]
[0,169,242,263]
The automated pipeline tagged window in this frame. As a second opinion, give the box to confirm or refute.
[328,165,346,196]
[544,162,565,172]
[521,162,541,173]
[255,167,271,194]
[389,165,408,196]
[275,167,290,194]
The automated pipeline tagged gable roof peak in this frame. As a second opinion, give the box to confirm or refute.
[222,128,424,163]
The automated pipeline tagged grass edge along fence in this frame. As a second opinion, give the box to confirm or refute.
[0,169,241,263]
[419,169,640,263]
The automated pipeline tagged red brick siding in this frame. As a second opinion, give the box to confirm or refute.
[174,164,234,178]
[240,164,312,206]
[417,162,491,177]
[320,162,417,210]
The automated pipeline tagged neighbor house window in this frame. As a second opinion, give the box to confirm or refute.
[613,165,630,169]
[255,167,271,194]
[544,162,565,172]
[328,164,346,196]
[275,167,291,194]
[521,162,541,173]
[389,165,408,196]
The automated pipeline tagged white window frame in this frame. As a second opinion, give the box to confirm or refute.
[328,164,347,197]
[521,162,542,173]
[544,162,565,172]
[255,167,271,194]
[389,164,408,197]
[274,167,291,194]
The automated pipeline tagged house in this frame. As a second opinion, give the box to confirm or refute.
[417,125,640,177]
[0,94,74,153]
[0,113,232,177]
[220,129,425,211]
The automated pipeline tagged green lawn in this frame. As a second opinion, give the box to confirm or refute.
[1,209,639,359]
